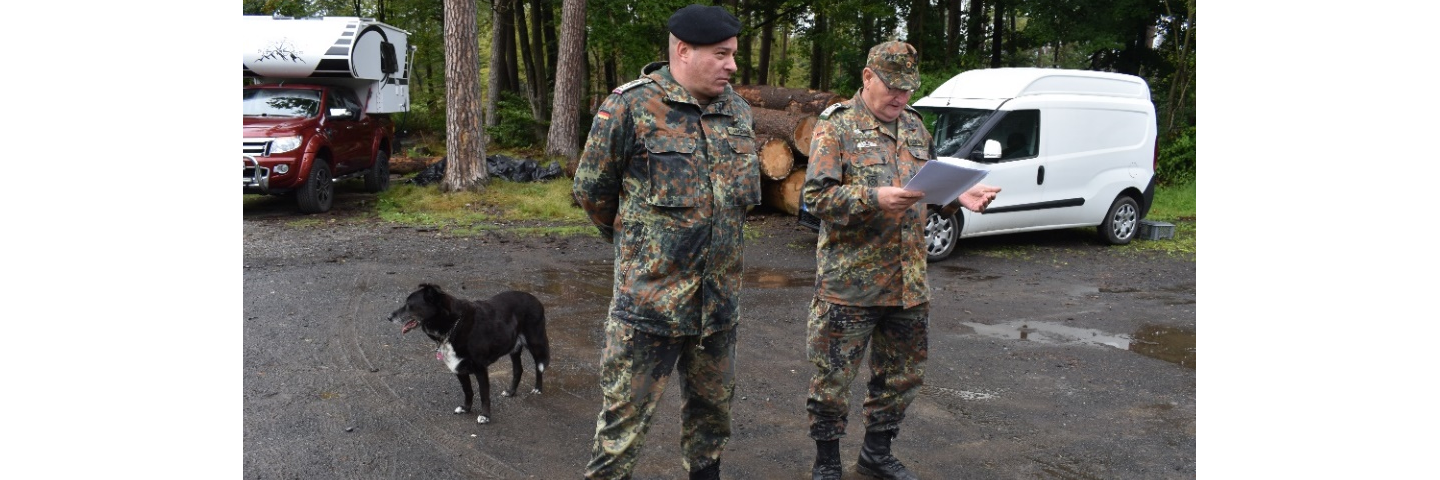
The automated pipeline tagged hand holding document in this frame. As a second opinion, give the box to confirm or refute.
[903,159,990,205]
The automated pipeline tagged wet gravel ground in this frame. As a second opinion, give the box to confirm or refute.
[242,192,1196,479]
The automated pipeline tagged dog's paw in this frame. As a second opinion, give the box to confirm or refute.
[500,390,514,398]
[476,415,490,424]
[530,388,542,395]
[454,406,469,414]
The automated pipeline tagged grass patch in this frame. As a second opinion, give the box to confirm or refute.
[376,177,590,236]
[259,174,1196,260]
[1148,182,1196,222]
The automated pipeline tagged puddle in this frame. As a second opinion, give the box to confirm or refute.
[961,320,1195,369]
[931,264,1001,281]
[743,267,812,289]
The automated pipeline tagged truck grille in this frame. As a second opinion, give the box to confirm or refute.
[243,138,271,157]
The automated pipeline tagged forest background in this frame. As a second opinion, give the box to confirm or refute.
[240,0,1196,190]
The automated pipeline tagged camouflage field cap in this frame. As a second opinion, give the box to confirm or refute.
[866,41,920,91]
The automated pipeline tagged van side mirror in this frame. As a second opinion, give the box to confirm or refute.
[983,139,1002,159]
[329,107,355,120]
[970,139,1003,160]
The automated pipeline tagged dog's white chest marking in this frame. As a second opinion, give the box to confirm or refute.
[437,341,462,373]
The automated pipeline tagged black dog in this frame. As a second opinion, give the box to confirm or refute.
[387,284,550,424]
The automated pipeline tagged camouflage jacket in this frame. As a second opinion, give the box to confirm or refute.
[802,88,935,308]
[572,62,761,337]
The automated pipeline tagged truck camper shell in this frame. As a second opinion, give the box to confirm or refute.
[242,15,413,113]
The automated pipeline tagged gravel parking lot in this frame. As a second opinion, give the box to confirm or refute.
[242,192,1195,479]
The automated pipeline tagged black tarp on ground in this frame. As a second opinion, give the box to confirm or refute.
[411,155,564,186]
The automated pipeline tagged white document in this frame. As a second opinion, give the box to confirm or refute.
[904,158,990,205]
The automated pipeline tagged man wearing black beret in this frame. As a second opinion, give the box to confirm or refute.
[574,3,757,480]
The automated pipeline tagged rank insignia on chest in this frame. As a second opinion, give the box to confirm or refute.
[857,140,878,149]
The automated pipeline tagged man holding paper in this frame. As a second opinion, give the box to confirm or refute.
[799,40,1000,480]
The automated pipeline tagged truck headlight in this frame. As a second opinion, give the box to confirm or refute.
[270,136,302,155]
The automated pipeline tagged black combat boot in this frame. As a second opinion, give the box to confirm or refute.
[690,460,720,480]
[856,430,919,480]
[812,439,842,480]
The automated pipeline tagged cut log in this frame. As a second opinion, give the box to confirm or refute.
[753,108,806,140]
[736,85,846,116]
[793,115,817,158]
[759,136,794,181]
[761,168,806,216]
[753,108,816,162]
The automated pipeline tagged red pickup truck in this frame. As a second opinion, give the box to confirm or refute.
[243,83,393,213]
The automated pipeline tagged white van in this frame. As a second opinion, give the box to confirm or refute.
[911,67,1158,260]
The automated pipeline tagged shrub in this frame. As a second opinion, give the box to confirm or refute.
[1157,126,1196,186]
[486,91,543,149]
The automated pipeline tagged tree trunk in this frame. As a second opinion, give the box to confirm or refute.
[809,11,825,90]
[540,0,558,82]
[545,0,587,166]
[777,21,789,85]
[945,0,960,67]
[966,0,985,59]
[990,0,1003,68]
[530,0,550,121]
[1163,0,1195,134]
[736,0,752,85]
[515,3,542,119]
[443,0,488,192]
[758,14,772,85]
[487,0,515,127]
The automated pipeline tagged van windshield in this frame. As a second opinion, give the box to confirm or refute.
[931,108,993,158]
[244,88,322,118]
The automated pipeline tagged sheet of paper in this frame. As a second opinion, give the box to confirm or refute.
[904,159,990,205]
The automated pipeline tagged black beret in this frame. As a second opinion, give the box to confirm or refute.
[667,4,741,46]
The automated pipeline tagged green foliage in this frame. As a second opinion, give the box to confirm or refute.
[586,0,676,83]
[486,91,543,149]
[1156,127,1196,186]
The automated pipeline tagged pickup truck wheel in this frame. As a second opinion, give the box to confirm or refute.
[364,150,390,193]
[924,206,960,262]
[1100,195,1138,245]
[296,161,334,213]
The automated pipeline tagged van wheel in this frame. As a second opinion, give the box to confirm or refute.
[297,161,334,213]
[924,206,960,262]
[1100,195,1138,245]
[364,150,390,193]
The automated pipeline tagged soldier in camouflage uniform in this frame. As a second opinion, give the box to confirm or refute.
[571,5,758,480]
[801,41,1001,480]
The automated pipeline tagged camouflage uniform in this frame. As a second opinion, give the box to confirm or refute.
[801,84,934,441]
[573,61,760,479]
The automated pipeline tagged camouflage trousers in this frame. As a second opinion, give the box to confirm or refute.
[805,297,928,441]
[584,319,737,480]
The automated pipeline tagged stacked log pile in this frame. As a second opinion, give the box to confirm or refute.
[736,85,846,216]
